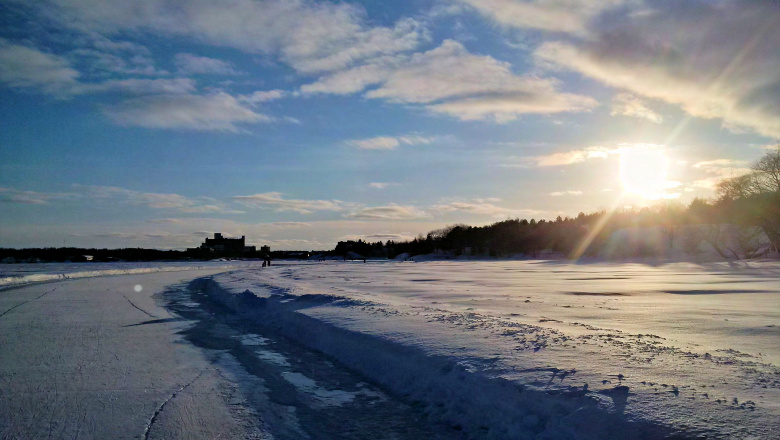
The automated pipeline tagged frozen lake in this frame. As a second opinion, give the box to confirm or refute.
[212,259,780,439]
[2,259,779,439]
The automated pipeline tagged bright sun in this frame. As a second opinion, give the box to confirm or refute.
[619,147,669,199]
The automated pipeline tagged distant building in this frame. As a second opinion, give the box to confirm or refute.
[195,233,255,255]
[260,245,270,254]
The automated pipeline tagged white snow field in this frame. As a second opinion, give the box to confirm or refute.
[206,260,780,439]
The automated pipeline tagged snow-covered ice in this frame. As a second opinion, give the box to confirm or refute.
[2,259,778,439]
[208,259,780,439]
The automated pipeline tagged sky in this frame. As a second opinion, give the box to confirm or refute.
[1,0,779,250]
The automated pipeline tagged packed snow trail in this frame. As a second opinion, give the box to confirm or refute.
[161,278,458,439]
[207,260,780,439]
[1,263,468,439]
[0,269,269,439]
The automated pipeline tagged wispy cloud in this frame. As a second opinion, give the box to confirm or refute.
[0,187,78,204]
[41,0,423,75]
[306,40,597,122]
[432,199,535,218]
[239,89,287,105]
[550,190,583,197]
[369,182,397,189]
[692,159,750,174]
[233,192,347,214]
[347,135,435,150]
[78,78,197,95]
[610,93,662,123]
[0,38,80,96]
[690,158,752,189]
[71,34,162,76]
[103,92,273,131]
[534,2,780,139]
[363,232,414,241]
[0,39,186,97]
[174,53,240,75]
[267,222,312,228]
[457,0,624,33]
[344,205,429,220]
[347,136,401,150]
[73,185,242,213]
[533,146,619,167]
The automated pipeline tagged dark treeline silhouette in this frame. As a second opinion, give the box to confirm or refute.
[0,247,190,263]
[332,147,780,260]
[1,246,311,264]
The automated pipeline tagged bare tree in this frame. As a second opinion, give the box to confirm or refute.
[752,146,780,192]
[716,146,780,256]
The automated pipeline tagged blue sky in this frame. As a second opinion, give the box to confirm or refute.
[1,0,778,250]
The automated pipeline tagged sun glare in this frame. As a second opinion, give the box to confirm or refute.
[619,147,670,199]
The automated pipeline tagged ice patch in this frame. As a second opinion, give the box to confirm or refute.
[254,349,290,367]
[179,301,201,308]
[281,372,356,406]
[238,334,269,346]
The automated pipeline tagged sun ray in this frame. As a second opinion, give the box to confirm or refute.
[570,193,626,260]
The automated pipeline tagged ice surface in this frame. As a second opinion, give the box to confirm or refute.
[209,260,780,439]
[0,268,270,439]
[237,333,270,346]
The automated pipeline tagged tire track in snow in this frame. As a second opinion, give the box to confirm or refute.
[121,293,156,318]
[142,369,207,440]
[0,287,56,319]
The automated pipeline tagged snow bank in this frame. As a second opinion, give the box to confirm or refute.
[0,262,255,287]
[205,281,674,438]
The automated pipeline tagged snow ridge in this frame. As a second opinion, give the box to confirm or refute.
[203,277,677,439]
[0,263,250,287]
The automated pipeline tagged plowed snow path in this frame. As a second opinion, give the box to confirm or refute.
[0,270,268,439]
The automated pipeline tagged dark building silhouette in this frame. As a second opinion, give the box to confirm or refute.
[194,233,255,255]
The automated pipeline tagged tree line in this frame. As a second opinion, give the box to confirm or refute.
[333,147,780,260]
